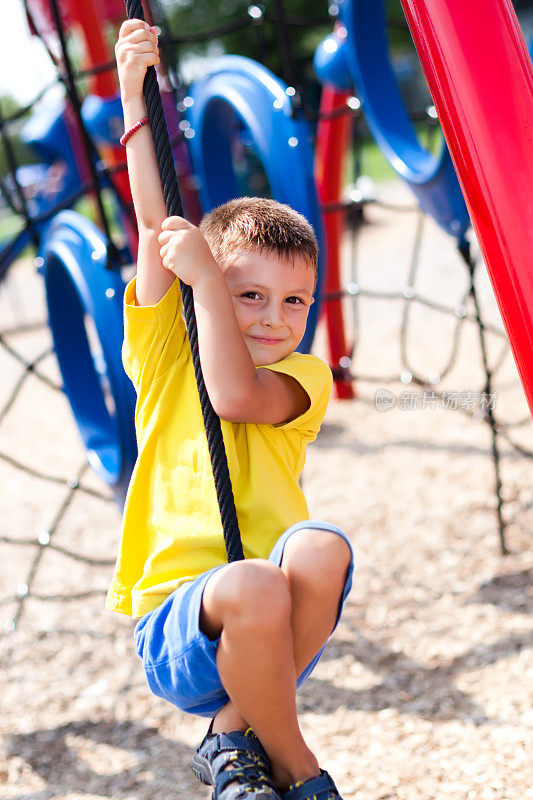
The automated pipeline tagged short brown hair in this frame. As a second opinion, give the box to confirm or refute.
[199,197,318,284]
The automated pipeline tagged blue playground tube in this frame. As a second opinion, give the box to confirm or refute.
[41,211,136,506]
[314,0,470,239]
[185,55,325,353]
[82,92,124,146]
[0,100,89,281]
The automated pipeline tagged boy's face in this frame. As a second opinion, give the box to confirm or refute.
[223,248,316,366]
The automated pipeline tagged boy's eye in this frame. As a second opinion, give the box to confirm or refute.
[285,296,304,305]
[241,291,261,300]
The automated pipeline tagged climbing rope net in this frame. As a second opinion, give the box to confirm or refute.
[0,0,532,636]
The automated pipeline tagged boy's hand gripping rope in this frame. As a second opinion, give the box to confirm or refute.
[124,0,245,563]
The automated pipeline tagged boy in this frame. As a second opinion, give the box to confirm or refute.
[107,19,354,800]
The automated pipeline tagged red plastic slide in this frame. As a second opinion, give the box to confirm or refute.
[400,0,533,418]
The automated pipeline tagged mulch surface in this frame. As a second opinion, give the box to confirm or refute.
[1,190,532,799]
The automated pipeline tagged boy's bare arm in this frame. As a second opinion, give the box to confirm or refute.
[116,19,174,306]
[194,277,310,424]
[116,22,305,422]
[158,217,310,425]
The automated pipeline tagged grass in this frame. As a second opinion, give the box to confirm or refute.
[350,122,443,185]
[356,140,398,184]
[0,211,25,240]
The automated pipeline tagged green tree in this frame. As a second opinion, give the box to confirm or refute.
[156,0,333,90]
[156,0,530,77]
[153,0,419,107]
[0,94,39,181]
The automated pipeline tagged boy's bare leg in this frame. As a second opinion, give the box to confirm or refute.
[201,558,319,789]
[279,529,351,674]
[200,531,351,790]
[212,530,351,731]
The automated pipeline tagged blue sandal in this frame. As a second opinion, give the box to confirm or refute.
[191,721,281,800]
[280,770,343,800]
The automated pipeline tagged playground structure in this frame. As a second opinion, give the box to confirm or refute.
[0,0,532,550]
[400,0,533,423]
[1,8,532,797]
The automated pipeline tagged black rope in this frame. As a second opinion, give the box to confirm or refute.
[8,461,91,628]
[46,0,124,270]
[272,0,301,113]
[0,181,93,280]
[0,101,41,251]
[458,240,508,555]
[0,334,60,392]
[272,0,294,87]
[14,1,135,269]
[163,14,254,44]
[1,1,530,633]
[160,11,332,45]
[0,171,23,217]
[124,0,244,563]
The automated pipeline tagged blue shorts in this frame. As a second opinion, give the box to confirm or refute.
[134,520,354,717]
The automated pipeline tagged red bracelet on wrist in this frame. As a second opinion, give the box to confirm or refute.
[120,116,150,146]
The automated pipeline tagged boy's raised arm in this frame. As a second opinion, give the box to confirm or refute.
[116,19,174,306]
[158,217,312,426]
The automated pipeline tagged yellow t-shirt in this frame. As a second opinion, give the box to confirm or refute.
[105,277,333,618]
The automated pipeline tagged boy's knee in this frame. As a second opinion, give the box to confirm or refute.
[216,559,291,630]
[282,529,352,587]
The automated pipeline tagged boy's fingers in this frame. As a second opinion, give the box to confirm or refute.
[159,245,174,269]
[158,231,182,248]
[119,18,146,36]
[126,42,158,55]
[161,216,188,230]
[121,28,158,46]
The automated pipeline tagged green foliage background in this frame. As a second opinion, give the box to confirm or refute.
[0,96,38,180]
[156,0,412,94]
[1,0,531,180]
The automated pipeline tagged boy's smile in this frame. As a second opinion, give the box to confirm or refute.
[223,248,316,366]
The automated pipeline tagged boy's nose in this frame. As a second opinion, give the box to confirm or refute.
[261,304,283,327]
